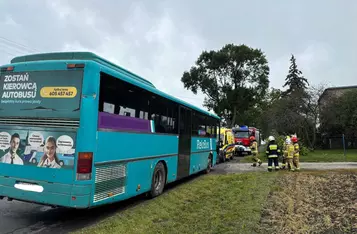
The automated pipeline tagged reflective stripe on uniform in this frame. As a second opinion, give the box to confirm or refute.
[267,166,272,169]
[269,145,277,150]
[268,155,278,158]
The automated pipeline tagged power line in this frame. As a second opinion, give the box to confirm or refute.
[0,48,17,56]
[0,36,39,53]
[0,41,30,55]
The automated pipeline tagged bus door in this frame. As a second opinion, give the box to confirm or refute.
[177,106,192,179]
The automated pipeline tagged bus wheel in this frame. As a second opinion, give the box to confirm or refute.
[150,162,166,198]
[219,151,225,163]
[204,155,212,174]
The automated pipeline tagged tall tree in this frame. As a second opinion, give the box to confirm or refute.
[283,54,309,96]
[301,84,327,149]
[181,44,270,126]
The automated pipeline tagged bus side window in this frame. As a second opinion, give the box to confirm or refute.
[149,95,178,134]
[98,72,178,135]
[98,72,149,120]
[192,112,208,137]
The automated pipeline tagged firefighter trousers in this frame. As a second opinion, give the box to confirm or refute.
[281,156,286,169]
[267,156,279,172]
[293,156,300,170]
[252,152,261,166]
[286,157,294,171]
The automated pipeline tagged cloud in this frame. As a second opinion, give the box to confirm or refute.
[57,1,208,109]
[269,42,332,89]
[1,0,356,113]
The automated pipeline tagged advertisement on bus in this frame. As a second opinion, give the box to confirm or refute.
[0,70,83,118]
[0,129,76,169]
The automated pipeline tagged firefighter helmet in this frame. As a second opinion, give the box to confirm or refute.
[291,136,298,143]
[268,136,275,142]
[249,136,256,141]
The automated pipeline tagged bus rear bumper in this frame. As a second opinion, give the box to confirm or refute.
[0,176,91,209]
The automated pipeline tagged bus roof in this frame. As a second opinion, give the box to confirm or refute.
[11,51,155,88]
[9,52,220,120]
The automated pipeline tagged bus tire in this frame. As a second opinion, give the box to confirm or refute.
[204,154,213,174]
[149,162,166,198]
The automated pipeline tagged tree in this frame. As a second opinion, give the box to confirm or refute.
[301,83,327,149]
[181,44,269,126]
[283,54,309,96]
[320,89,357,138]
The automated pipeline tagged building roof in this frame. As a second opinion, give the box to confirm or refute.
[318,85,357,105]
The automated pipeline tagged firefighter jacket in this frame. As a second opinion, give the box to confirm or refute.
[283,142,288,156]
[286,144,295,158]
[251,141,258,154]
[265,142,281,158]
[294,143,300,157]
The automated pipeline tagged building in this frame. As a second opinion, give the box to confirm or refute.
[318,85,357,109]
[318,85,357,149]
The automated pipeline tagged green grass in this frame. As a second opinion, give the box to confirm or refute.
[240,149,357,163]
[74,172,278,234]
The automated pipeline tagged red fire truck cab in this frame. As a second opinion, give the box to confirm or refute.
[232,125,252,156]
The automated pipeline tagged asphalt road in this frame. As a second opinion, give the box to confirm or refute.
[0,195,143,234]
[0,173,202,234]
[1,159,357,234]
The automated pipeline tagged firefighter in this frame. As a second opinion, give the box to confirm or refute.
[250,136,262,167]
[280,135,290,170]
[292,136,300,171]
[286,137,295,171]
[265,136,280,172]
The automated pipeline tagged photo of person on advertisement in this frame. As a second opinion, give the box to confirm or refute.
[37,136,61,169]
[0,133,24,165]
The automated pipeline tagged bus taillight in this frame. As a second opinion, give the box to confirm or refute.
[67,63,85,69]
[76,152,93,180]
[1,66,14,72]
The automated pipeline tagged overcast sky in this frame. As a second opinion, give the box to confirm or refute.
[0,0,356,110]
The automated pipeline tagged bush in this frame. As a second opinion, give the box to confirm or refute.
[300,145,309,156]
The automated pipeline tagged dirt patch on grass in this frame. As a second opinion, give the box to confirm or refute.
[259,170,357,234]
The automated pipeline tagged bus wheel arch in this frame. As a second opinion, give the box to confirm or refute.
[149,161,167,198]
[159,160,168,184]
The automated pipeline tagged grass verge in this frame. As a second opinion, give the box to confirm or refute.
[74,172,278,234]
[240,149,357,163]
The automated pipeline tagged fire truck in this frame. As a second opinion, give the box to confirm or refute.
[249,127,260,143]
[232,125,260,156]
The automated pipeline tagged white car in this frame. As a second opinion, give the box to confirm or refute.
[234,144,252,156]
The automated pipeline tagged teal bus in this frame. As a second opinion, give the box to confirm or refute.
[0,52,220,208]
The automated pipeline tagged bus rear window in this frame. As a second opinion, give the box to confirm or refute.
[0,70,83,118]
